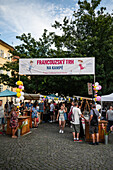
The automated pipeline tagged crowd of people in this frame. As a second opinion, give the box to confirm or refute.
[0,99,113,143]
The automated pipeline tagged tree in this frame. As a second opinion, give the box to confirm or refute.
[1,0,113,96]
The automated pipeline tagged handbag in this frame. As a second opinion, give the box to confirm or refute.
[36,118,39,123]
[68,107,73,121]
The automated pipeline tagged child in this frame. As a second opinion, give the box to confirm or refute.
[10,106,19,138]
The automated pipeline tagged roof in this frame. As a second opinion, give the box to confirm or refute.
[0,39,14,51]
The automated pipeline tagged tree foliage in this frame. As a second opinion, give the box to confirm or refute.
[0,0,113,96]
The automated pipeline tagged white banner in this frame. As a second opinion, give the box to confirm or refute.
[19,57,95,75]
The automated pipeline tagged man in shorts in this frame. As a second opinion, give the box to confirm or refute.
[71,102,84,142]
[89,105,99,145]
[0,100,5,134]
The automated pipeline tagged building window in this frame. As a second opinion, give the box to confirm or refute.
[0,50,4,58]
[7,71,10,76]
[0,85,3,92]
[7,86,10,90]
[7,53,11,60]
[0,70,3,74]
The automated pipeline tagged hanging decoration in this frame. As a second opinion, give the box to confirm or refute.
[16,80,24,108]
[92,82,102,101]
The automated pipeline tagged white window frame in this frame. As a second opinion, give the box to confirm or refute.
[0,84,3,92]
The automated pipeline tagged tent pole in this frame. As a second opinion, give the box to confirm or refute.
[94,74,95,84]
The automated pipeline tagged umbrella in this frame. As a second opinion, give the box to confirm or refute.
[0,89,17,97]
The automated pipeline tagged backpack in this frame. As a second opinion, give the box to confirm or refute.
[90,110,98,126]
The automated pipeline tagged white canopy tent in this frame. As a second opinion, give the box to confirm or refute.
[101,93,113,102]
[101,93,113,111]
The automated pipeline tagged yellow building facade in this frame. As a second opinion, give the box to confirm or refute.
[0,39,14,107]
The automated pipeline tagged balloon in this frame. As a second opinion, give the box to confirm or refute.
[96,87,99,90]
[98,85,102,90]
[96,96,101,101]
[17,93,21,98]
[16,88,21,93]
[22,86,24,90]
[16,103,20,107]
[19,85,22,89]
[16,81,23,86]
[43,98,45,101]
[20,96,24,100]
[95,82,99,86]
[16,98,20,103]
[20,92,24,96]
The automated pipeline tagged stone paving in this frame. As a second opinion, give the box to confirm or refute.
[0,123,113,170]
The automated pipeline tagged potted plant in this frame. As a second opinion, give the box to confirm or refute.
[102,123,111,144]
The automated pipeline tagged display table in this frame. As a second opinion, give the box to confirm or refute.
[85,120,108,143]
[6,116,30,136]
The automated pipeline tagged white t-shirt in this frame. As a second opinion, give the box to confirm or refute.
[50,104,54,112]
[0,105,4,118]
[71,106,82,125]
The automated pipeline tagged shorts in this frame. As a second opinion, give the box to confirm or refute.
[89,126,98,134]
[0,118,5,125]
[32,114,38,119]
[50,111,54,116]
[59,115,65,121]
[72,124,80,133]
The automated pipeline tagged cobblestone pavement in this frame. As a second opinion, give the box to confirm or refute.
[0,123,113,170]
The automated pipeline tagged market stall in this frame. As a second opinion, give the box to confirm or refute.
[85,120,108,143]
[6,116,30,136]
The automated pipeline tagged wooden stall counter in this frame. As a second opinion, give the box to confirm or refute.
[7,116,30,136]
[23,111,32,128]
[85,120,108,143]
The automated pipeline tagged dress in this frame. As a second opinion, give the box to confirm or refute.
[32,107,38,118]
[10,111,18,128]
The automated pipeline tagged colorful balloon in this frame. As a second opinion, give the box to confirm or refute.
[19,85,22,89]
[16,88,21,93]
[16,81,23,86]
[16,98,20,103]
[17,93,21,98]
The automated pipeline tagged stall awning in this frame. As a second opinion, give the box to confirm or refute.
[24,93,40,100]
[101,93,113,102]
[0,89,17,97]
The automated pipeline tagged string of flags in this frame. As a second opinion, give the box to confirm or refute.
[38,95,83,102]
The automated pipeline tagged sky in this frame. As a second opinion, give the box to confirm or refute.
[0,0,113,46]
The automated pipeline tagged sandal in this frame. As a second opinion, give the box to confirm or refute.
[12,136,17,138]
